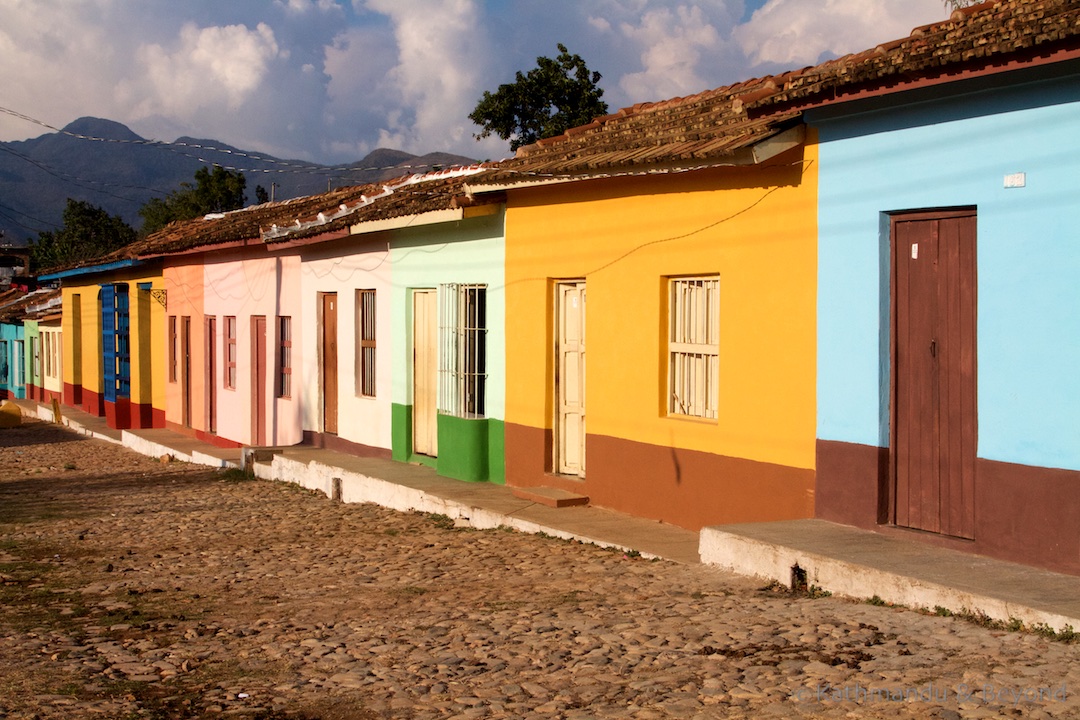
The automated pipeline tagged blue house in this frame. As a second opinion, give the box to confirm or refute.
[745,0,1080,574]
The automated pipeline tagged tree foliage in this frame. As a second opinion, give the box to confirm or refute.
[138,165,247,237]
[30,199,136,272]
[470,43,609,152]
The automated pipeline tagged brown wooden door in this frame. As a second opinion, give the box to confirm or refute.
[321,293,339,434]
[412,290,438,456]
[892,210,977,539]
[206,317,217,434]
[252,316,267,446]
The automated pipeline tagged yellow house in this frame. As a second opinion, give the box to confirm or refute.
[468,84,818,530]
[42,260,167,429]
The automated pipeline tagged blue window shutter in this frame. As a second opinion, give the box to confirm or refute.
[100,284,117,403]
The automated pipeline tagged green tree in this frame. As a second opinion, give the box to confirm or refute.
[30,199,136,272]
[470,43,609,152]
[138,166,247,236]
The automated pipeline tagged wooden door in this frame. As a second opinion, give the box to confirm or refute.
[252,316,267,446]
[413,290,438,456]
[181,316,192,428]
[555,281,586,476]
[321,293,339,434]
[206,317,217,434]
[892,210,977,539]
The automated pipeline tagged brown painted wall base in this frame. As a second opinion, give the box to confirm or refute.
[816,439,1080,576]
[506,422,814,531]
[815,439,889,528]
[303,431,392,460]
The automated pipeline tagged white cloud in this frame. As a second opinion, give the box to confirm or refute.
[336,0,507,157]
[734,0,948,67]
[130,22,281,116]
[618,6,722,100]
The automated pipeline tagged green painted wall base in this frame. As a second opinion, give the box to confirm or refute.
[392,403,505,483]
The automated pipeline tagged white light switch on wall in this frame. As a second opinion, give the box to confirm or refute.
[1004,172,1026,188]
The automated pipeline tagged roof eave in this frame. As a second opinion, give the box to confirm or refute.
[38,258,142,281]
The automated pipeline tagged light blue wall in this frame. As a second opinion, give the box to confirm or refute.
[813,74,1080,471]
[0,322,25,398]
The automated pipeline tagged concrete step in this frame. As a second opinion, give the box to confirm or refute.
[511,486,589,508]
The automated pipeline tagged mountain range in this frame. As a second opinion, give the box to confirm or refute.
[0,117,475,246]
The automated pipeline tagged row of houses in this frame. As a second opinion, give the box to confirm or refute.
[4,0,1079,576]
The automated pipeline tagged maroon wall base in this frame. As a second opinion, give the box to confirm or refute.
[104,398,130,429]
[80,388,104,417]
[303,431,392,460]
[506,422,814,531]
[816,439,1080,576]
[130,402,164,429]
[63,382,82,408]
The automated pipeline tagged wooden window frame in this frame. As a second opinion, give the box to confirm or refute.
[224,316,237,390]
[356,289,376,398]
[168,315,178,383]
[667,275,719,420]
[277,315,292,399]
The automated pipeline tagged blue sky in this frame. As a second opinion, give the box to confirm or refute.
[0,0,951,164]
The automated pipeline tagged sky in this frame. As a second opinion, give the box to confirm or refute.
[0,0,954,165]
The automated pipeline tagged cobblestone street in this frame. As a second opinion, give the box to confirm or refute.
[1,421,1077,719]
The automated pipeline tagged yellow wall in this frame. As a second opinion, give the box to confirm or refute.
[61,269,165,416]
[505,142,818,470]
[62,283,102,399]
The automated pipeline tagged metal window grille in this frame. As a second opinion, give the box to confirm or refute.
[277,316,292,398]
[438,283,486,418]
[669,276,719,419]
[0,341,8,385]
[357,289,376,397]
[225,316,237,389]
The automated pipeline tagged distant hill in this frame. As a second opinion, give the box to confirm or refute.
[0,117,476,245]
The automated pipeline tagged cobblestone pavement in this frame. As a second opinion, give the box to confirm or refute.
[1,420,1078,720]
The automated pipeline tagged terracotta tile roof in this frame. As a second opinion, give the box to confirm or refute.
[478,0,1077,183]
[0,287,60,324]
[743,0,1080,113]
[89,165,491,260]
[484,81,802,179]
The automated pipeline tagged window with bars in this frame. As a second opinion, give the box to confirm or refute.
[0,341,8,385]
[668,276,719,420]
[277,316,292,398]
[224,316,237,390]
[438,283,486,418]
[356,289,376,397]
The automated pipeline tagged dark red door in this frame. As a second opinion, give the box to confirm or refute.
[252,316,267,446]
[892,210,977,539]
[206,317,217,434]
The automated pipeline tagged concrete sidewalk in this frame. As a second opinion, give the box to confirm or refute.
[11,397,1080,632]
